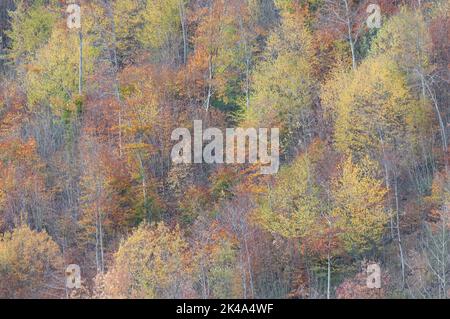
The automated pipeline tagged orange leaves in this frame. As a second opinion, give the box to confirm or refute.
[179,185,211,222]
[0,82,27,138]
[185,0,252,108]
[178,47,210,102]
[0,138,39,164]
[120,66,159,137]
[425,170,450,230]
[79,135,136,234]
[0,137,47,230]
[335,264,390,299]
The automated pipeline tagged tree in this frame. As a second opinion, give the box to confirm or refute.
[78,135,137,275]
[103,222,195,298]
[0,138,49,232]
[106,0,186,64]
[319,0,367,69]
[420,171,450,298]
[245,6,317,151]
[326,55,431,167]
[370,7,432,82]
[187,0,252,112]
[256,140,345,298]
[192,219,242,298]
[0,224,63,298]
[331,157,388,254]
[119,64,166,223]
[26,24,96,115]
[256,149,322,240]
[370,8,447,158]
[6,1,57,65]
[138,0,186,62]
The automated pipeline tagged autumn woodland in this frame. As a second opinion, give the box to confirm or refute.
[0,0,449,299]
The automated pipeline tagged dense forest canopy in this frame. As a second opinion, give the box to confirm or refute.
[0,0,448,299]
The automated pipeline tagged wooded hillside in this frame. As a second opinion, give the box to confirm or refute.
[0,0,448,299]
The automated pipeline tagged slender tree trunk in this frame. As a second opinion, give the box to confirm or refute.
[201,263,207,298]
[243,233,255,298]
[245,56,250,110]
[440,215,447,298]
[394,176,405,288]
[137,152,148,220]
[378,129,395,238]
[95,204,100,273]
[327,251,331,299]
[343,0,356,70]
[79,31,83,95]
[98,200,104,273]
[179,0,188,65]
[423,77,448,169]
[104,1,123,157]
[240,253,247,298]
[205,55,213,111]
[238,16,251,110]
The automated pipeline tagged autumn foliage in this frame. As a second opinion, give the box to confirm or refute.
[0,0,448,299]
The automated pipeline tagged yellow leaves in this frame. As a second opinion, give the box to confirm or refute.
[320,60,352,124]
[6,3,57,64]
[120,66,160,138]
[256,148,323,239]
[123,143,156,154]
[370,8,432,73]
[256,147,388,255]
[123,98,159,134]
[104,222,194,298]
[329,54,428,160]
[331,157,388,253]
[26,25,96,114]
[246,9,316,147]
[113,0,144,33]
[187,0,249,106]
[191,220,242,298]
[247,51,313,130]
[266,7,314,59]
[0,225,63,298]
[138,0,182,49]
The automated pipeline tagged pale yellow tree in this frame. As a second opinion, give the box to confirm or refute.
[0,225,63,298]
[103,222,195,298]
[332,157,388,254]
[245,6,317,149]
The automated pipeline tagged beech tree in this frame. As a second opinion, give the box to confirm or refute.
[331,157,388,254]
[102,222,195,298]
[0,225,63,298]
[6,1,57,65]
[26,24,96,114]
[245,4,317,151]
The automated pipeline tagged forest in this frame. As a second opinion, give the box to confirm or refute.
[0,0,448,299]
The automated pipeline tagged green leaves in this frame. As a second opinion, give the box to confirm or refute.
[6,2,57,64]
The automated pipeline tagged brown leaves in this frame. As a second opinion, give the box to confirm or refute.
[335,261,390,299]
